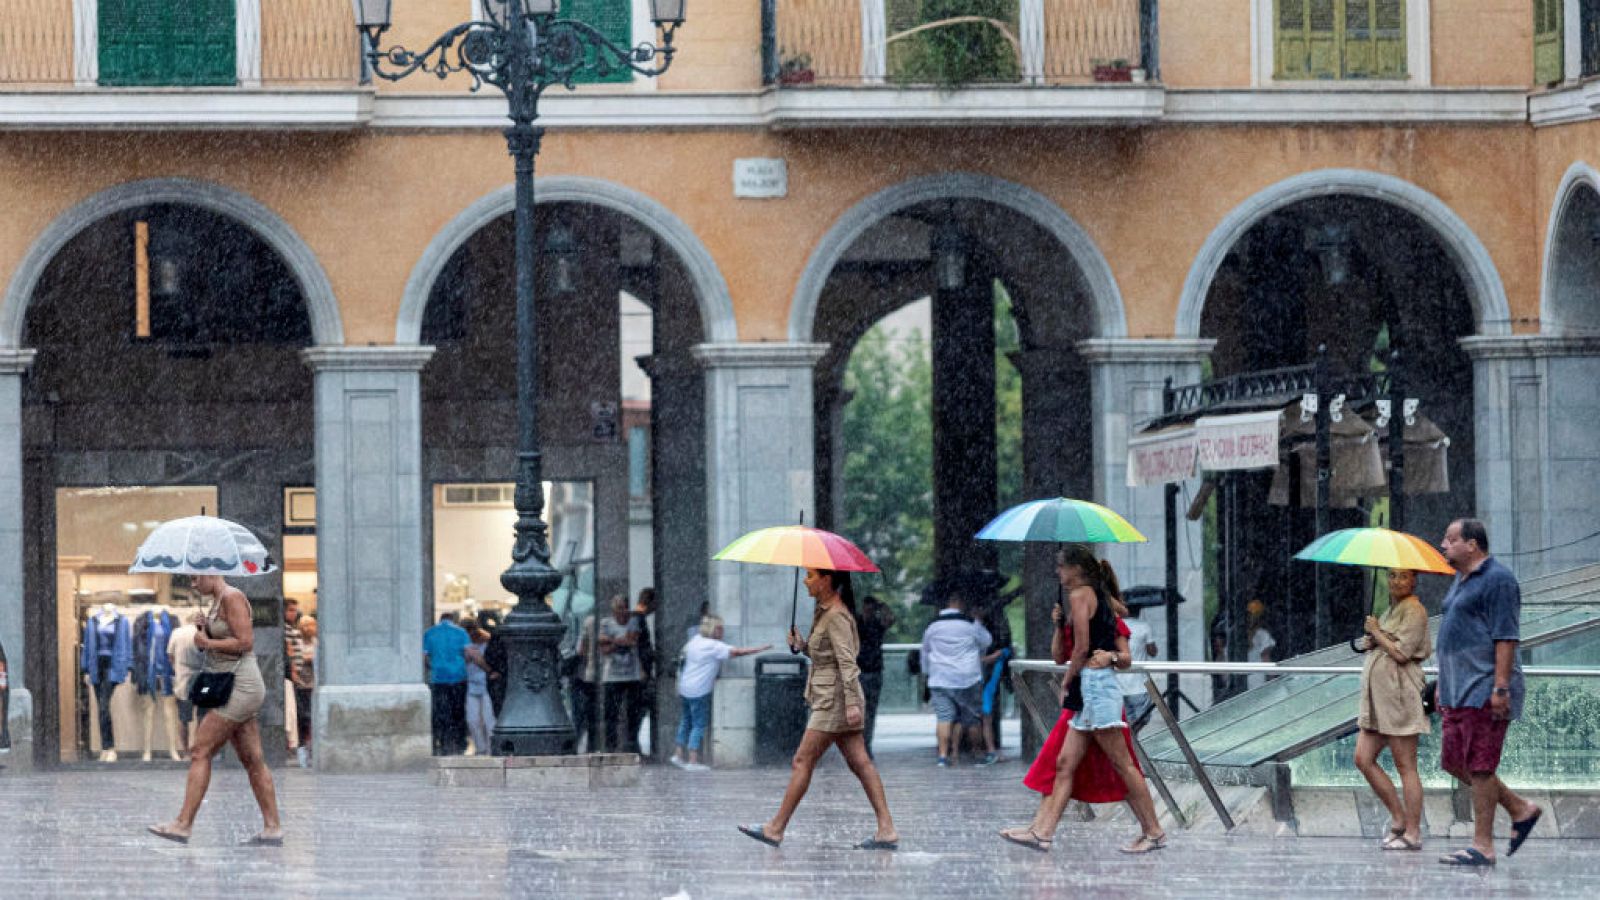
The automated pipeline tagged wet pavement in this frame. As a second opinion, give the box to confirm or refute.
[2,734,1598,899]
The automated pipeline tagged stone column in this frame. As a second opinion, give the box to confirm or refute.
[304,346,435,772]
[1462,336,1600,577]
[1079,338,1213,706]
[0,349,35,769]
[1011,345,1091,670]
[931,280,998,579]
[693,342,827,766]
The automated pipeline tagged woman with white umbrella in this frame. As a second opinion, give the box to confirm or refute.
[141,516,282,846]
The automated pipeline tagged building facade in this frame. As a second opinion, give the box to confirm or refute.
[2,0,1599,770]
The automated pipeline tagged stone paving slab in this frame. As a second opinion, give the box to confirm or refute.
[2,749,1598,899]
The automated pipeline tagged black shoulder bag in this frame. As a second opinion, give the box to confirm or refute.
[190,610,246,709]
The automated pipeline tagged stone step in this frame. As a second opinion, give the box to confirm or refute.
[429,752,641,789]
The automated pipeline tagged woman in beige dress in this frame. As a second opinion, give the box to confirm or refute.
[739,568,899,850]
[148,574,282,845]
[1354,568,1432,851]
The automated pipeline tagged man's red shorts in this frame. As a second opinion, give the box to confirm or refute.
[1441,704,1511,775]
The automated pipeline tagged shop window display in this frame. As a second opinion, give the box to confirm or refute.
[58,486,216,763]
[432,480,595,626]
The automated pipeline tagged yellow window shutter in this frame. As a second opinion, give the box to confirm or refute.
[1344,0,1405,79]
[1277,0,1341,80]
[1535,0,1565,85]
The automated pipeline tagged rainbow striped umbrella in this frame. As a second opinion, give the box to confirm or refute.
[976,498,1147,545]
[713,525,879,573]
[1293,527,1454,575]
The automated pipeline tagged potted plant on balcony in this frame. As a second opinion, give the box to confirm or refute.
[778,52,815,86]
[1091,58,1134,83]
[889,0,1021,88]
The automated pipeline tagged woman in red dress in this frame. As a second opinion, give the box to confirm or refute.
[1000,546,1166,854]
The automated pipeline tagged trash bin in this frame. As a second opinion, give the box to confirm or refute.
[754,654,808,766]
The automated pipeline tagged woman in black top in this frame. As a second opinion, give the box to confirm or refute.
[1001,544,1167,855]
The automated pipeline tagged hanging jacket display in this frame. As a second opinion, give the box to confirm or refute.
[132,610,176,696]
[81,613,133,685]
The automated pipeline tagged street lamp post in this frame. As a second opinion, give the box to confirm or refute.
[354,0,686,756]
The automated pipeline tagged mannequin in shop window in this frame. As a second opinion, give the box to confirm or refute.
[81,604,132,762]
[133,608,181,762]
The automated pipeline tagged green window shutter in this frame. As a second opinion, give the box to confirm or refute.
[1535,0,1565,85]
[561,0,633,85]
[1346,0,1406,79]
[1276,0,1340,80]
[100,0,235,87]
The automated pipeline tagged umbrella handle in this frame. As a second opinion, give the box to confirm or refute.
[789,565,802,654]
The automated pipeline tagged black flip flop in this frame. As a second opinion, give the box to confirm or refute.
[1439,847,1495,867]
[738,824,781,848]
[1508,808,1541,856]
[854,838,899,851]
[241,834,284,847]
[146,825,189,845]
[998,830,1051,853]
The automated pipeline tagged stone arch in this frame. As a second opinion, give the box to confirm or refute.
[787,172,1128,343]
[1175,168,1512,338]
[1540,161,1600,335]
[395,176,736,345]
[0,178,343,347]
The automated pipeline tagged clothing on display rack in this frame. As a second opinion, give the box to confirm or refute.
[82,607,131,760]
[81,607,132,683]
[133,609,182,761]
[133,610,176,696]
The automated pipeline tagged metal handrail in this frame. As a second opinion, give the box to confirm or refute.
[1011,660,1600,677]
[1010,658,1600,833]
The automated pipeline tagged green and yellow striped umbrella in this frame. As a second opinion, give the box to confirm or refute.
[1293,527,1454,575]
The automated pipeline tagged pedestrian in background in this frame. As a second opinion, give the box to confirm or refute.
[464,626,497,756]
[291,617,318,768]
[628,588,658,757]
[739,569,899,850]
[167,617,202,757]
[670,614,769,771]
[423,612,471,756]
[854,594,895,758]
[1435,519,1541,867]
[1353,568,1431,852]
[1118,608,1159,727]
[598,594,641,752]
[921,591,991,767]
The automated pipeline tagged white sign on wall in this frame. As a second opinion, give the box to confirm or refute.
[734,158,788,198]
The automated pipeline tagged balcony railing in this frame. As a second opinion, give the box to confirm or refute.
[764,0,1149,87]
[0,0,360,88]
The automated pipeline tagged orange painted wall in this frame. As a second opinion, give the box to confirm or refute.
[1431,0,1532,88]
[0,122,1544,346]
[658,0,762,91]
[1531,119,1600,327]
[1161,0,1253,88]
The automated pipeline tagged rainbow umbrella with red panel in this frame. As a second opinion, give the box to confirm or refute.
[713,521,879,649]
[1293,526,1454,576]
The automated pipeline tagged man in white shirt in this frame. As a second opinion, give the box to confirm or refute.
[1118,611,1161,727]
[920,595,991,767]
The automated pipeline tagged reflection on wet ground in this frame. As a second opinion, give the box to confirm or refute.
[1,738,1595,899]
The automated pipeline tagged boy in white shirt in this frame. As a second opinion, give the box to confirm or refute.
[670,614,770,771]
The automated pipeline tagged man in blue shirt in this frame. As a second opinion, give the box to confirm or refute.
[423,613,472,756]
[1435,519,1541,867]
